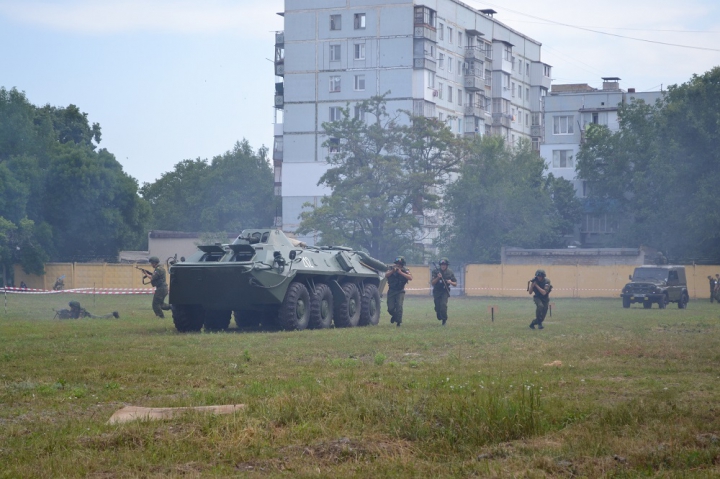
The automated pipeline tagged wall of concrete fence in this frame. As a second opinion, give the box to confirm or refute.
[12,263,720,299]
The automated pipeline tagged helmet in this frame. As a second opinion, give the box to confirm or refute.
[439,257,449,265]
[394,256,406,267]
[68,301,81,309]
[148,256,160,264]
[535,269,546,277]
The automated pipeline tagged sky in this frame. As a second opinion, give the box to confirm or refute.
[1,0,719,185]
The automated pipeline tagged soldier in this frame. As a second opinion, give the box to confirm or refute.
[709,275,717,303]
[55,300,119,319]
[431,257,457,325]
[528,269,552,330]
[142,256,171,318]
[385,256,412,327]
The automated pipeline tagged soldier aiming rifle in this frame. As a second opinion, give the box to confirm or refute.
[135,265,153,285]
[139,257,171,318]
[431,258,457,326]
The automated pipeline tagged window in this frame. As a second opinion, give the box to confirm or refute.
[328,137,340,153]
[448,27,453,43]
[354,43,365,60]
[532,112,541,126]
[525,113,529,126]
[438,112,444,121]
[329,106,342,122]
[447,85,452,102]
[354,74,365,91]
[330,44,341,62]
[329,76,341,92]
[438,82,444,99]
[438,23,444,40]
[552,150,574,168]
[457,60,462,75]
[504,44,512,61]
[543,64,551,77]
[330,14,341,30]
[354,13,365,29]
[553,115,574,134]
[457,88,462,105]
[526,63,530,76]
[438,53,444,69]
[428,71,435,88]
[526,87,530,100]
[458,31,463,46]
[511,81,515,97]
[414,6,436,27]
[448,56,453,73]
[458,118,462,133]
[532,138,539,151]
[592,112,599,124]
[354,105,365,121]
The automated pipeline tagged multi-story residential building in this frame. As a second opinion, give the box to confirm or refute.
[273,1,552,245]
[540,77,664,245]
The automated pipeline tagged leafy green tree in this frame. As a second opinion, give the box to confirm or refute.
[577,67,720,261]
[296,96,462,260]
[0,216,48,286]
[440,136,578,263]
[141,140,275,233]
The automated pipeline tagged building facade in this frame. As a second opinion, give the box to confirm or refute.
[273,0,552,245]
[540,78,664,245]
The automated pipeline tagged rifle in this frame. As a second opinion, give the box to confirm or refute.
[135,265,153,285]
[431,262,451,295]
[527,277,536,294]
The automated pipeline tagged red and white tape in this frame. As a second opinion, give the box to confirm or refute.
[1,287,154,295]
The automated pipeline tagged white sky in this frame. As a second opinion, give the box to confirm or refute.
[1,0,718,185]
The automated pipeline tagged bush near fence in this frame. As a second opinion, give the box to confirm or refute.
[12,263,720,300]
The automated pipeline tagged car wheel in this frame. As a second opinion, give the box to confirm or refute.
[678,293,689,309]
[658,295,668,309]
[643,301,652,309]
[622,297,631,308]
[309,283,333,329]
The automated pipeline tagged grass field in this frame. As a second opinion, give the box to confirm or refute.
[2,292,720,477]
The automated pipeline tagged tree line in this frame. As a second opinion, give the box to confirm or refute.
[0,87,274,285]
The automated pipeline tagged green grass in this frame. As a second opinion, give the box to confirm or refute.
[2,293,720,477]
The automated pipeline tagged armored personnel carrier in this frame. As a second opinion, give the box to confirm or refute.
[168,229,388,332]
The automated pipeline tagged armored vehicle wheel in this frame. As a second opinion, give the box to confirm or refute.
[172,304,204,332]
[234,310,261,329]
[204,310,231,331]
[278,282,311,331]
[334,282,361,328]
[359,284,380,326]
[643,301,652,309]
[310,283,333,329]
[658,294,668,309]
[622,297,631,308]
[678,293,689,309]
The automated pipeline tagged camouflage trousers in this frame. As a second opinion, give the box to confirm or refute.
[434,292,450,321]
[387,290,406,325]
[533,296,549,325]
[153,286,169,318]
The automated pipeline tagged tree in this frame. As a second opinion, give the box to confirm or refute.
[140,140,275,233]
[440,136,579,263]
[576,67,720,262]
[296,95,462,260]
[0,216,48,286]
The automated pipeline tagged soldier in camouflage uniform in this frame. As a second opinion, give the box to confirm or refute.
[55,301,119,319]
[385,256,412,327]
[528,269,552,330]
[431,257,457,325]
[143,256,171,318]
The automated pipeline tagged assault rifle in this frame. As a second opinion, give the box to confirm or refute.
[431,262,451,295]
[135,265,153,285]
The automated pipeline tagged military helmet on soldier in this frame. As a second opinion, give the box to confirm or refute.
[148,256,160,265]
[439,257,449,265]
[68,301,81,309]
[394,256,406,267]
[535,269,546,277]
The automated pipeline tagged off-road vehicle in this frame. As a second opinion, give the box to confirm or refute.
[620,265,689,309]
[168,228,388,332]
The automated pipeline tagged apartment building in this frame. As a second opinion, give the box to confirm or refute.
[273,0,552,245]
[540,77,664,245]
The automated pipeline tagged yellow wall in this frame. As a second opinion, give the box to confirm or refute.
[12,263,720,299]
[465,264,720,299]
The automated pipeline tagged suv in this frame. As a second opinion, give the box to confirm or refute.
[620,265,689,309]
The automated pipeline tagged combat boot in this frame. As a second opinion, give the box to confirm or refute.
[529,319,537,329]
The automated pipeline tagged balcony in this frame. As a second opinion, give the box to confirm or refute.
[492,113,512,128]
[464,45,485,62]
[531,125,543,137]
[275,31,284,46]
[463,70,484,91]
[274,94,284,109]
[414,25,437,42]
[413,58,436,71]
[275,62,284,76]
[464,102,484,117]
